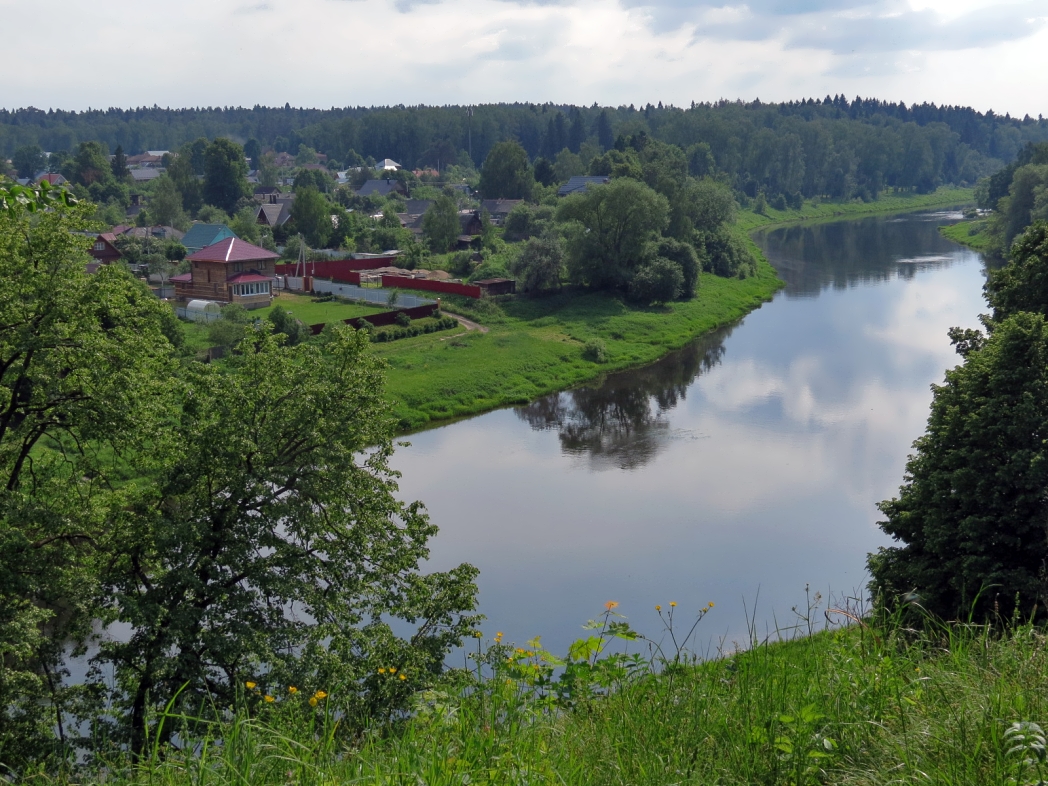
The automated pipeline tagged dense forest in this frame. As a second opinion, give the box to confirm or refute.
[4,97,1047,202]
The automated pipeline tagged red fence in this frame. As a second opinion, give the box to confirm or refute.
[308,303,439,335]
[275,256,399,280]
[379,275,482,299]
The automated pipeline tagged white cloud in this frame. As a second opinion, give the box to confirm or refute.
[1,0,1046,114]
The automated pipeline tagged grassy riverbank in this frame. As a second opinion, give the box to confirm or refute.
[737,186,975,232]
[82,611,1048,786]
[940,218,997,252]
[373,186,975,431]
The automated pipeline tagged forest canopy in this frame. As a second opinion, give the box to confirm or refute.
[3,98,1044,203]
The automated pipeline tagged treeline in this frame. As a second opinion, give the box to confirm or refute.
[974,141,1048,254]
[4,97,1047,202]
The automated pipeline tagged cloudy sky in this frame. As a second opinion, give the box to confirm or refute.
[3,0,1046,116]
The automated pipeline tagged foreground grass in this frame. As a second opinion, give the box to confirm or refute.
[77,613,1048,786]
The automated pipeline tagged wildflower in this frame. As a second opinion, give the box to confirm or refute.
[309,697,318,707]
[655,605,661,611]
[264,695,275,703]
[245,681,257,690]
[378,668,386,674]
[670,601,677,607]
[495,632,503,642]
[288,686,298,694]
[473,631,483,638]
[708,602,714,608]
[389,667,397,674]
[605,600,619,611]
[315,690,328,699]
[398,674,407,681]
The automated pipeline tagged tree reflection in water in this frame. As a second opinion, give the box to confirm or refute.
[515,325,734,470]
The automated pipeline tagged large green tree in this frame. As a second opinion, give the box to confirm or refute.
[510,232,565,294]
[94,326,479,753]
[202,138,249,215]
[557,178,669,290]
[422,195,460,253]
[290,186,332,247]
[62,141,112,187]
[11,145,45,179]
[478,141,533,200]
[870,310,1048,621]
[0,182,177,770]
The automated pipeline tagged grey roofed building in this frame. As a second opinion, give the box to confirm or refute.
[355,178,407,197]
[397,200,433,235]
[480,199,524,222]
[403,199,433,215]
[256,200,293,227]
[377,158,401,170]
[130,168,162,182]
[557,175,610,197]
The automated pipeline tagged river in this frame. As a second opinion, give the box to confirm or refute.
[389,209,992,656]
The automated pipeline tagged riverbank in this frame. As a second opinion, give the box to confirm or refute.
[376,186,976,431]
[90,614,1048,785]
[939,217,997,252]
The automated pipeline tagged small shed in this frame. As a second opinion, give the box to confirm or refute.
[475,278,517,295]
[184,299,222,323]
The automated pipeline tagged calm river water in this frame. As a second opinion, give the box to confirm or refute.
[391,210,990,655]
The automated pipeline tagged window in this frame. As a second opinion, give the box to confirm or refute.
[94,241,105,251]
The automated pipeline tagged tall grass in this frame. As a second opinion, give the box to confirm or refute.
[53,597,1048,786]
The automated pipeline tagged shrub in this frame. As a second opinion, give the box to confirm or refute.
[582,338,608,363]
[395,311,412,327]
[629,257,684,304]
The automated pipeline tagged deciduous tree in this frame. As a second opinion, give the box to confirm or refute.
[479,141,533,200]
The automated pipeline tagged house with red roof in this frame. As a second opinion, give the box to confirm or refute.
[172,237,280,310]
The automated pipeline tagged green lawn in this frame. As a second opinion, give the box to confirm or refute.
[374,262,782,430]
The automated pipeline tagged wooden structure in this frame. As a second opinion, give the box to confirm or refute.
[173,237,279,310]
[87,233,122,265]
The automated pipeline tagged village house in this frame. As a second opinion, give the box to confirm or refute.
[171,237,279,309]
[480,199,523,224]
[356,178,407,198]
[87,232,122,266]
[256,197,294,227]
[558,175,610,197]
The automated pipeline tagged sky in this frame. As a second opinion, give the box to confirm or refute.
[3,0,1047,116]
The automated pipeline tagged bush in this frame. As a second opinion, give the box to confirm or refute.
[582,338,608,363]
[395,311,412,327]
[629,257,684,304]
[369,315,458,343]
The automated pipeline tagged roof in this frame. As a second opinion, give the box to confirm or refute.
[355,179,405,197]
[170,272,193,283]
[481,199,523,214]
[557,175,611,197]
[256,202,291,226]
[130,168,162,182]
[98,232,118,245]
[182,223,236,253]
[403,199,433,215]
[36,173,66,186]
[186,237,279,264]
[227,272,272,284]
[377,158,401,170]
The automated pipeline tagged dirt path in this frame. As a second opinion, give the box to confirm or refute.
[444,312,489,334]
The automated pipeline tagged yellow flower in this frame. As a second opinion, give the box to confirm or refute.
[670,601,677,607]
[288,686,298,694]
[604,600,619,611]
[398,673,406,681]
[264,695,275,703]
[245,681,257,690]
[655,605,661,611]
[309,697,318,707]
[378,668,386,674]
[473,631,483,638]
[495,632,503,641]
[389,667,397,674]
[708,602,714,608]
[315,690,328,699]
